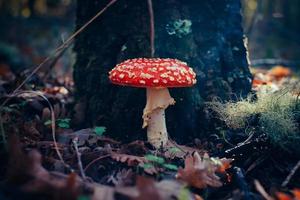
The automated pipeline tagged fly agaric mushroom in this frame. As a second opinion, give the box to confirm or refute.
[109,58,197,148]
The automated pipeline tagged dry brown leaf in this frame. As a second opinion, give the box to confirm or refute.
[176,152,231,189]
[111,153,146,166]
[133,176,162,200]
[7,134,81,200]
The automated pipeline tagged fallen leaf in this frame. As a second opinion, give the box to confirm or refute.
[176,152,226,189]
[276,192,293,200]
[111,153,146,166]
[7,134,81,200]
[134,176,162,200]
[268,66,291,80]
[293,189,300,200]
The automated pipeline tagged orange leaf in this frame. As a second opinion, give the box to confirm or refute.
[293,189,300,200]
[268,66,291,79]
[252,79,267,87]
[276,192,292,200]
[217,158,233,173]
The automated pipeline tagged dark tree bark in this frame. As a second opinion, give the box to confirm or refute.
[73,0,252,143]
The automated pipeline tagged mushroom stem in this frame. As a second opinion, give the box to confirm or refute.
[143,88,175,148]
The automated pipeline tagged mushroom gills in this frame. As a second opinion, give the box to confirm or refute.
[143,88,175,148]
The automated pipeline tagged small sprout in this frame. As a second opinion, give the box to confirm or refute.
[142,163,155,169]
[163,163,178,171]
[144,154,178,171]
[44,118,71,129]
[145,154,165,164]
[57,118,71,129]
[93,126,106,136]
[44,120,52,126]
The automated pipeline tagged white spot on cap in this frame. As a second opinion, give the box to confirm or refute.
[140,73,153,79]
[119,74,125,79]
[160,73,168,78]
[139,80,146,84]
[153,79,159,83]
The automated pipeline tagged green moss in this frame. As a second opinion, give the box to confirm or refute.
[208,90,300,153]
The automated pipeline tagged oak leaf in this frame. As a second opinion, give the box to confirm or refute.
[176,152,232,189]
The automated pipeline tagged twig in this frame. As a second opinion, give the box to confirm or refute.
[72,137,86,180]
[0,115,7,148]
[254,180,274,200]
[245,154,268,174]
[147,0,155,57]
[281,160,300,187]
[0,0,118,110]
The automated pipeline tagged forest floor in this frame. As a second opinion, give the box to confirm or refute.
[0,45,300,200]
[0,17,300,199]
[1,2,300,199]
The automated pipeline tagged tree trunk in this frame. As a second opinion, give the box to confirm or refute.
[73,0,252,143]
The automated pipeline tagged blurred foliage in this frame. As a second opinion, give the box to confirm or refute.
[242,0,300,60]
[242,0,300,33]
[0,0,74,18]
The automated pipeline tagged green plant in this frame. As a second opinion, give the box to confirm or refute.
[208,90,300,153]
[93,126,106,136]
[143,154,178,171]
[44,118,71,129]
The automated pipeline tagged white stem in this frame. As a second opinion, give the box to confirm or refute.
[147,108,168,148]
[143,88,175,148]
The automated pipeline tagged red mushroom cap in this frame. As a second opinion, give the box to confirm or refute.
[109,58,197,88]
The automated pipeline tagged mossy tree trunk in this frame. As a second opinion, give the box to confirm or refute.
[73,0,252,143]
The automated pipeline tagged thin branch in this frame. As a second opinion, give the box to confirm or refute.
[254,180,274,200]
[72,137,86,180]
[281,160,300,187]
[147,0,155,57]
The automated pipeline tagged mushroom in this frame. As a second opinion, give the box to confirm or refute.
[109,58,197,148]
